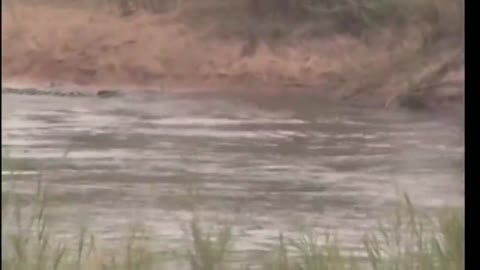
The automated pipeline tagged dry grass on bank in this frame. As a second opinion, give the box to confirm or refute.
[2,0,464,105]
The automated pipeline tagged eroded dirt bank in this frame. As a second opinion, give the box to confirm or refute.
[2,4,464,114]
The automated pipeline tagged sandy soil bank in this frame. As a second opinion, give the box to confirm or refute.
[2,4,464,112]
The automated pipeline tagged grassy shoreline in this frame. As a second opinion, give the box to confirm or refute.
[2,182,465,270]
[2,0,464,110]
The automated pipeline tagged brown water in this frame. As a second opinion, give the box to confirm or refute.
[1,91,464,256]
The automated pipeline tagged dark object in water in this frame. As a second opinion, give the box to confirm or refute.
[97,90,120,98]
[240,32,258,58]
[397,94,428,110]
[3,88,87,97]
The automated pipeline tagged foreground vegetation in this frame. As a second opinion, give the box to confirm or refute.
[1,182,465,270]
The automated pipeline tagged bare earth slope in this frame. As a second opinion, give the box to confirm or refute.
[2,4,464,115]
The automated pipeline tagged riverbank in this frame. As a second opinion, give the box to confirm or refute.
[2,182,465,270]
[2,1,464,112]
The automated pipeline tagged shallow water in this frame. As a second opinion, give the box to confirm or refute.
[1,91,464,256]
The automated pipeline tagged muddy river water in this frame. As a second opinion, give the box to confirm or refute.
[1,91,464,258]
